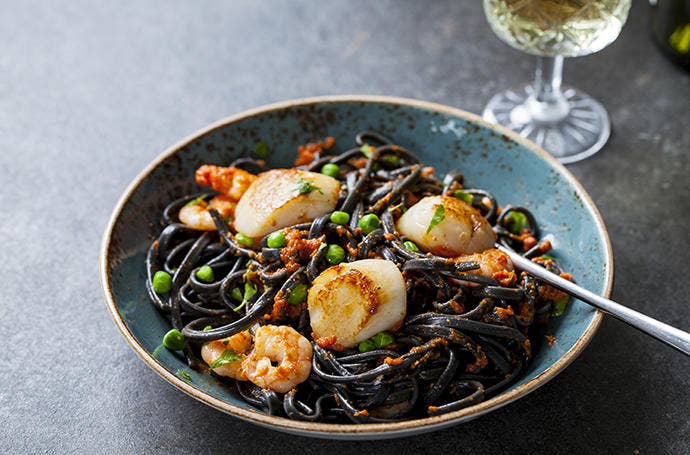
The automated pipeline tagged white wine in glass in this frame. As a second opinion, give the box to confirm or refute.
[483,0,631,163]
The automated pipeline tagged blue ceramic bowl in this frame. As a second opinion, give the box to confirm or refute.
[100,96,612,439]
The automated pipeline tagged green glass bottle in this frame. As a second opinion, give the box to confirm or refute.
[651,0,690,70]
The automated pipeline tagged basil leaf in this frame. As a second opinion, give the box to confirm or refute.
[426,204,445,234]
[209,349,243,369]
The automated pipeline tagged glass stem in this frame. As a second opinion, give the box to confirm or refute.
[530,56,569,122]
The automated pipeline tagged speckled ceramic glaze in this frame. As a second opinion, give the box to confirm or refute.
[100,96,612,440]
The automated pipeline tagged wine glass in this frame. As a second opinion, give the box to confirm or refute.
[482,0,632,164]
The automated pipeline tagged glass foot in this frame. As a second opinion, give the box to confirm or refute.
[483,84,610,164]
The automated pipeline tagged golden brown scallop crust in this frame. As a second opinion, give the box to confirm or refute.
[309,265,383,344]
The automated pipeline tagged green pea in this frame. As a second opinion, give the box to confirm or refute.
[266,230,286,248]
[358,339,376,353]
[504,211,529,235]
[371,331,395,348]
[203,325,213,331]
[551,295,570,317]
[330,211,350,225]
[235,232,254,247]
[453,190,474,205]
[403,241,420,252]
[195,265,214,283]
[254,141,269,158]
[320,163,340,178]
[162,329,186,351]
[380,154,400,167]
[231,287,243,302]
[152,271,172,294]
[326,244,346,265]
[358,213,381,234]
[288,283,308,305]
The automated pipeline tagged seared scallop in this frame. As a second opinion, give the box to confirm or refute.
[396,195,495,257]
[234,169,340,238]
[308,259,406,349]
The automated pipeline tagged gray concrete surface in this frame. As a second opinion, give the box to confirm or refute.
[0,1,688,453]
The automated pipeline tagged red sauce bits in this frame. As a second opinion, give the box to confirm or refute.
[294,137,335,166]
[269,289,303,322]
[279,229,323,272]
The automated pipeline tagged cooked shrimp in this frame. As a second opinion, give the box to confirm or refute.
[396,195,495,257]
[200,330,253,381]
[195,165,257,201]
[308,259,406,349]
[459,248,514,280]
[178,195,235,230]
[242,325,312,393]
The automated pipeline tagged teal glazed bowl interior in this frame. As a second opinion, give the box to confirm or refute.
[100,96,612,440]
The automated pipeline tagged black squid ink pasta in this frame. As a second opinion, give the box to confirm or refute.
[145,131,572,423]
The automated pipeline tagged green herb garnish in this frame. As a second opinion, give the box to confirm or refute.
[254,141,269,158]
[176,369,192,381]
[230,287,243,302]
[360,143,375,158]
[243,279,257,301]
[233,278,258,313]
[453,190,473,205]
[294,178,323,195]
[387,202,406,213]
[426,204,445,234]
[358,339,376,353]
[403,240,420,252]
[371,331,395,348]
[209,349,243,369]
[185,194,208,207]
[358,331,395,352]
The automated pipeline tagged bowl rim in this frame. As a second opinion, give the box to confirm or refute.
[99,95,612,438]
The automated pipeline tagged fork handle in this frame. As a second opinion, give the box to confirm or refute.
[498,246,690,357]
